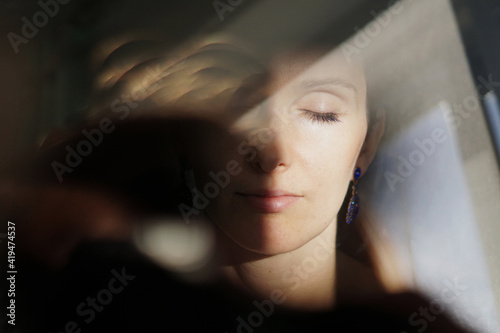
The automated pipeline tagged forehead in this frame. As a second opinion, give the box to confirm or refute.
[266,48,367,100]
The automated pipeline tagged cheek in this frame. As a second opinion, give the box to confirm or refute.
[301,126,365,174]
[298,124,366,201]
[188,126,240,177]
[302,147,350,211]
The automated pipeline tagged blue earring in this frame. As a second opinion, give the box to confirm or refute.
[346,168,361,224]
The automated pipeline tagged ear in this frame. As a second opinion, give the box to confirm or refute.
[356,109,385,177]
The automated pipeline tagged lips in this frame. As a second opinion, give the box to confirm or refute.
[236,190,302,213]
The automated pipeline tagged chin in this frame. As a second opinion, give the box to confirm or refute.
[218,215,314,256]
[234,237,305,256]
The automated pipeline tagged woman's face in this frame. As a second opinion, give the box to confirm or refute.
[187,49,368,255]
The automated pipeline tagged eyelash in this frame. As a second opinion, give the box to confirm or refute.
[300,110,341,124]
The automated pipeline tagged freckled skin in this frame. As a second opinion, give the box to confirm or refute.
[185,48,371,309]
[189,49,368,256]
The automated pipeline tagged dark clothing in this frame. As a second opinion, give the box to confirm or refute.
[4,241,471,333]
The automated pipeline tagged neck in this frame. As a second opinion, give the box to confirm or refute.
[215,221,337,311]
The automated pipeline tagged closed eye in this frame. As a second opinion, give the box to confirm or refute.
[300,110,341,124]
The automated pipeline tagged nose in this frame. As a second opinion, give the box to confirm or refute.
[246,111,292,174]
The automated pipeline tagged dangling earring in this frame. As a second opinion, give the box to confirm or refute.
[346,167,361,224]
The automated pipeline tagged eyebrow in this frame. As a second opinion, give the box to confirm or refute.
[299,78,358,96]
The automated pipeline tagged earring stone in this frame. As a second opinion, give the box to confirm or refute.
[346,167,361,224]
